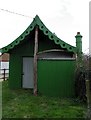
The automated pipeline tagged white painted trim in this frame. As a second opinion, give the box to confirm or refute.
[38,58,76,60]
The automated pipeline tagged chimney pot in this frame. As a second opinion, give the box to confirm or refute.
[77,32,80,34]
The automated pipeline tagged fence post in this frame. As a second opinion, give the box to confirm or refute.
[3,69,5,81]
[86,80,91,119]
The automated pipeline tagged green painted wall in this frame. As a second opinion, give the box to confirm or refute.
[8,32,68,89]
[9,35,34,89]
[37,60,76,97]
[9,54,22,88]
[38,31,61,52]
[8,31,75,98]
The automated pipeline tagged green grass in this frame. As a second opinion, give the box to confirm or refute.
[2,80,87,118]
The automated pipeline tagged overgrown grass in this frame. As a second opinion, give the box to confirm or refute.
[2,80,87,118]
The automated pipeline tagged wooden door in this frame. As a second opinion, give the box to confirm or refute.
[23,57,34,88]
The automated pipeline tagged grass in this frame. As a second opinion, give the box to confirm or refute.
[2,80,87,118]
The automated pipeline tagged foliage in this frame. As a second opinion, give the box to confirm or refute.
[75,67,87,102]
[75,53,91,102]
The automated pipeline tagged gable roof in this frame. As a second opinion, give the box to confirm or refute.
[0,15,76,53]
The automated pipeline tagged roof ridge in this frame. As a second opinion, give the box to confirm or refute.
[35,15,76,53]
[0,15,76,53]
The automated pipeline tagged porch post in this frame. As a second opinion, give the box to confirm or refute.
[34,26,38,96]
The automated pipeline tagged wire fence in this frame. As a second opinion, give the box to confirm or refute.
[0,69,9,81]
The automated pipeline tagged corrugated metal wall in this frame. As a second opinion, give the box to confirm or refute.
[38,59,76,97]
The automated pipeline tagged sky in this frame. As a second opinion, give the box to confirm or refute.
[0,0,90,54]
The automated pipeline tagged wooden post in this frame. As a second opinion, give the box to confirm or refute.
[33,26,38,96]
[86,80,91,119]
[3,69,5,81]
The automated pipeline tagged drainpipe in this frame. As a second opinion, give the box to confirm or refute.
[75,32,83,67]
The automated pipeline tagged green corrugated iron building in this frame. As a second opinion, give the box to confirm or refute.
[0,15,82,97]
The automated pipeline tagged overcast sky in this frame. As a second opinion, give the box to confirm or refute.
[0,0,90,54]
